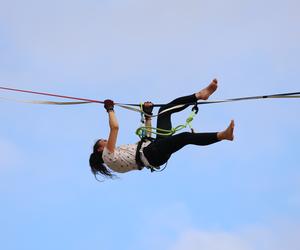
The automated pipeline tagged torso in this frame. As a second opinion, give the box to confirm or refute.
[102,141,151,173]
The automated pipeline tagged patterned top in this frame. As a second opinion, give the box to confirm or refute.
[102,141,152,173]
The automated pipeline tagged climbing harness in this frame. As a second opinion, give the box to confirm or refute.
[135,139,145,170]
[135,103,199,172]
[134,136,168,173]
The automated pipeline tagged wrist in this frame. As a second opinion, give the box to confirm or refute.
[107,108,114,113]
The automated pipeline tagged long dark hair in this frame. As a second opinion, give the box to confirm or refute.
[89,139,115,181]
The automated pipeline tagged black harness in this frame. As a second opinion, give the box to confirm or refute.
[135,140,145,170]
[135,137,155,170]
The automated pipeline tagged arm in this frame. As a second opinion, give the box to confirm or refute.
[104,100,119,153]
[144,116,152,138]
[143,101,154,138]
[106,110,119,153]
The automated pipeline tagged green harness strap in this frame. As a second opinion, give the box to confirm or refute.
[136,104,199,139]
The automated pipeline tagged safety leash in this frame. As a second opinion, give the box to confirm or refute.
[136,104,199,139]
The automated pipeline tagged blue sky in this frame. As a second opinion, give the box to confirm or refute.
[0,0,300,249]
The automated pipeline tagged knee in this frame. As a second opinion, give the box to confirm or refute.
[158,106,171,117]
[158,106,166,114]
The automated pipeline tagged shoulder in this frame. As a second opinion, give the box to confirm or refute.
[103,146,115,155]
[102,146,118,164]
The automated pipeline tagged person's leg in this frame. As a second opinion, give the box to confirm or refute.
[144,119,234,167]
[144,132,219,166]
[156,79,218,140]
[156,94,197,140]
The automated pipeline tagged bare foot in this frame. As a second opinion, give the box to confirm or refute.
[196,79,218,100]
[217,120,235,141]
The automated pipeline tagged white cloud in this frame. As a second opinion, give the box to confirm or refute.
[171,229,251,250]
[132,199,300,250]
[169,221,300,250]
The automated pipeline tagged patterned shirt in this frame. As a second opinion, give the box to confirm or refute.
[102,141,152,173]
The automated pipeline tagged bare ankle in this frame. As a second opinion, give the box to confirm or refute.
[195,92,202,100]
[217,131,224,140]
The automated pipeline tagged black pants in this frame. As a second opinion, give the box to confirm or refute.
[143,94,220,167]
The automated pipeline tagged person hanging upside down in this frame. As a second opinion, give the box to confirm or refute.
[89,79,234,180]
